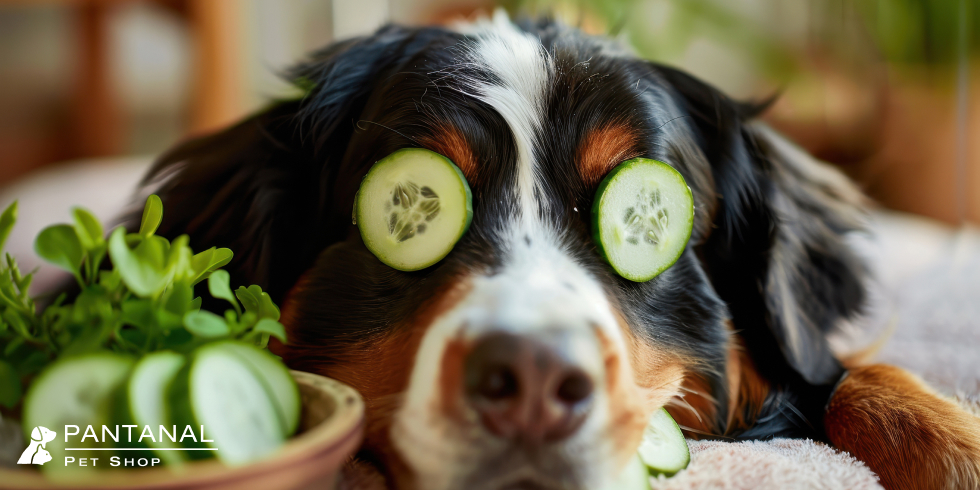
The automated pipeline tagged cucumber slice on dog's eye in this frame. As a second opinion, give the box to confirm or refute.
[355,148,472,271]
[638,408,690,476]
[603,454,651,490]
[592,158,694,282]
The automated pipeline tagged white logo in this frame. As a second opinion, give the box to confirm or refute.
[17,426,57,465]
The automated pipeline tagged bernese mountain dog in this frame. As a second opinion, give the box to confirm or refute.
[138,12,980,490]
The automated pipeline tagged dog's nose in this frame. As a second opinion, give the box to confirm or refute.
[463,332,595,444]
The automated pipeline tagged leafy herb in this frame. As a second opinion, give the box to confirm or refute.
[0,196,287,409]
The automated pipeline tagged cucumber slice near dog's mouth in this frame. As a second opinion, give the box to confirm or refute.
[638,408,690,476]
[603,454,651,490]
[592,158,694,282]
[604,408,689,488]
[355,148,472,271]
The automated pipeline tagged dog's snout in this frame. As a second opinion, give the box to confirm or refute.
[463,332,595,444]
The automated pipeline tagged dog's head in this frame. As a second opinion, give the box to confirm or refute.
[146,13,866,489]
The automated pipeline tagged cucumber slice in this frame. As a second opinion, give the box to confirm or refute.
[602,454,650,490]
[592,158,694,282]
[122,351,186,463]
[168,343,285,464]
[355,148,472,271]
[638,408,690,476]
[213,341,300,436]
[22,352,134,472]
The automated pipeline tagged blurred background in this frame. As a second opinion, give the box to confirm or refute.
[0,0,978,380]
[0,0,977,395]
[0,0,976,224]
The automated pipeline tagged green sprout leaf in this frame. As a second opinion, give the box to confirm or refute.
[235,285,280,321]
[164,281,194,316]
[190,247,234,284]
[3,336,24,357]
[154,308,183,333]
[72,207,107,282]
[207,270,239,312]
[183,310,230,338]
[71,207,104,250]
[122,299,157,330]
[34,224,84,276]
[139,194,164,237]
[252,318,287,343]
[0,360,21,409]
[0,201,16,253]
[108,227,172,297]
[98,269,121,291]
[167,235,195,283]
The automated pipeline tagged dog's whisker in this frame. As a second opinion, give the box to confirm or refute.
[667,396,705,426]
[675,423,733,440]
[645,375,686,392]
[355,120,424,147]
[676,384,700,395]
[676,384,718,405]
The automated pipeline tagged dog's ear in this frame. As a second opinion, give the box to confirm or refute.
[139,25,440,299]
[658,66,867,387]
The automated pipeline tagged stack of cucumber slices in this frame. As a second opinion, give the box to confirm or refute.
[22,341,300,471]
[604,408,691,489]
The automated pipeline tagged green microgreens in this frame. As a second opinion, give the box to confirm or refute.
[0,195,287,409]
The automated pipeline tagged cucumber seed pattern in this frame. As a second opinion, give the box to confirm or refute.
[623,188,669,247]
[385,182,441,242]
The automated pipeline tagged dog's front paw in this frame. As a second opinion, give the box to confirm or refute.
[825,364,980,490]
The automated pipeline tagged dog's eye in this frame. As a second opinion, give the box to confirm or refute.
[354,148,473,271]
[591,158,694,282]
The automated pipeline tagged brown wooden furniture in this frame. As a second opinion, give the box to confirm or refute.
[1,0,246,160]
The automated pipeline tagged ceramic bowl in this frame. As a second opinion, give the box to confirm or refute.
[1,371,365,490]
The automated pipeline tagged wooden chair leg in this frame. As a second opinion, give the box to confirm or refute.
[69,0,123,157]
[187,0,245,135]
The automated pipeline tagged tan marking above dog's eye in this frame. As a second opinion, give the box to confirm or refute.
[419,124,478,184]
[578,123,641,186]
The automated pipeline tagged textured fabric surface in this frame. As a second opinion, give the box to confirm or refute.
[655,211,980,490]
[649,439,882,490]
[838,212,980,396]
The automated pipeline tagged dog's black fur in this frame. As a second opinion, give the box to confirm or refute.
[140,20,872,482]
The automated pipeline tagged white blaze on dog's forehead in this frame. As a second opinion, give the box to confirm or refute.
[392,14,636,487]
[458,9,553,221]
[470,233,618,339]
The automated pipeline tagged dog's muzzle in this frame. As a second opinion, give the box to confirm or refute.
[464,330,598,445]
[392,233,634,490]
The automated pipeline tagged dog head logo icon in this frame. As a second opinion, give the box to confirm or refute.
[17,426,57,465]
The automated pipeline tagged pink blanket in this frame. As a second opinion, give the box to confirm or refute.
[651,439,881,489]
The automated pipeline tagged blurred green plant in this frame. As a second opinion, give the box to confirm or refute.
[503,0,977,80]
[0,196,286,409]
[855,0,978,65]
